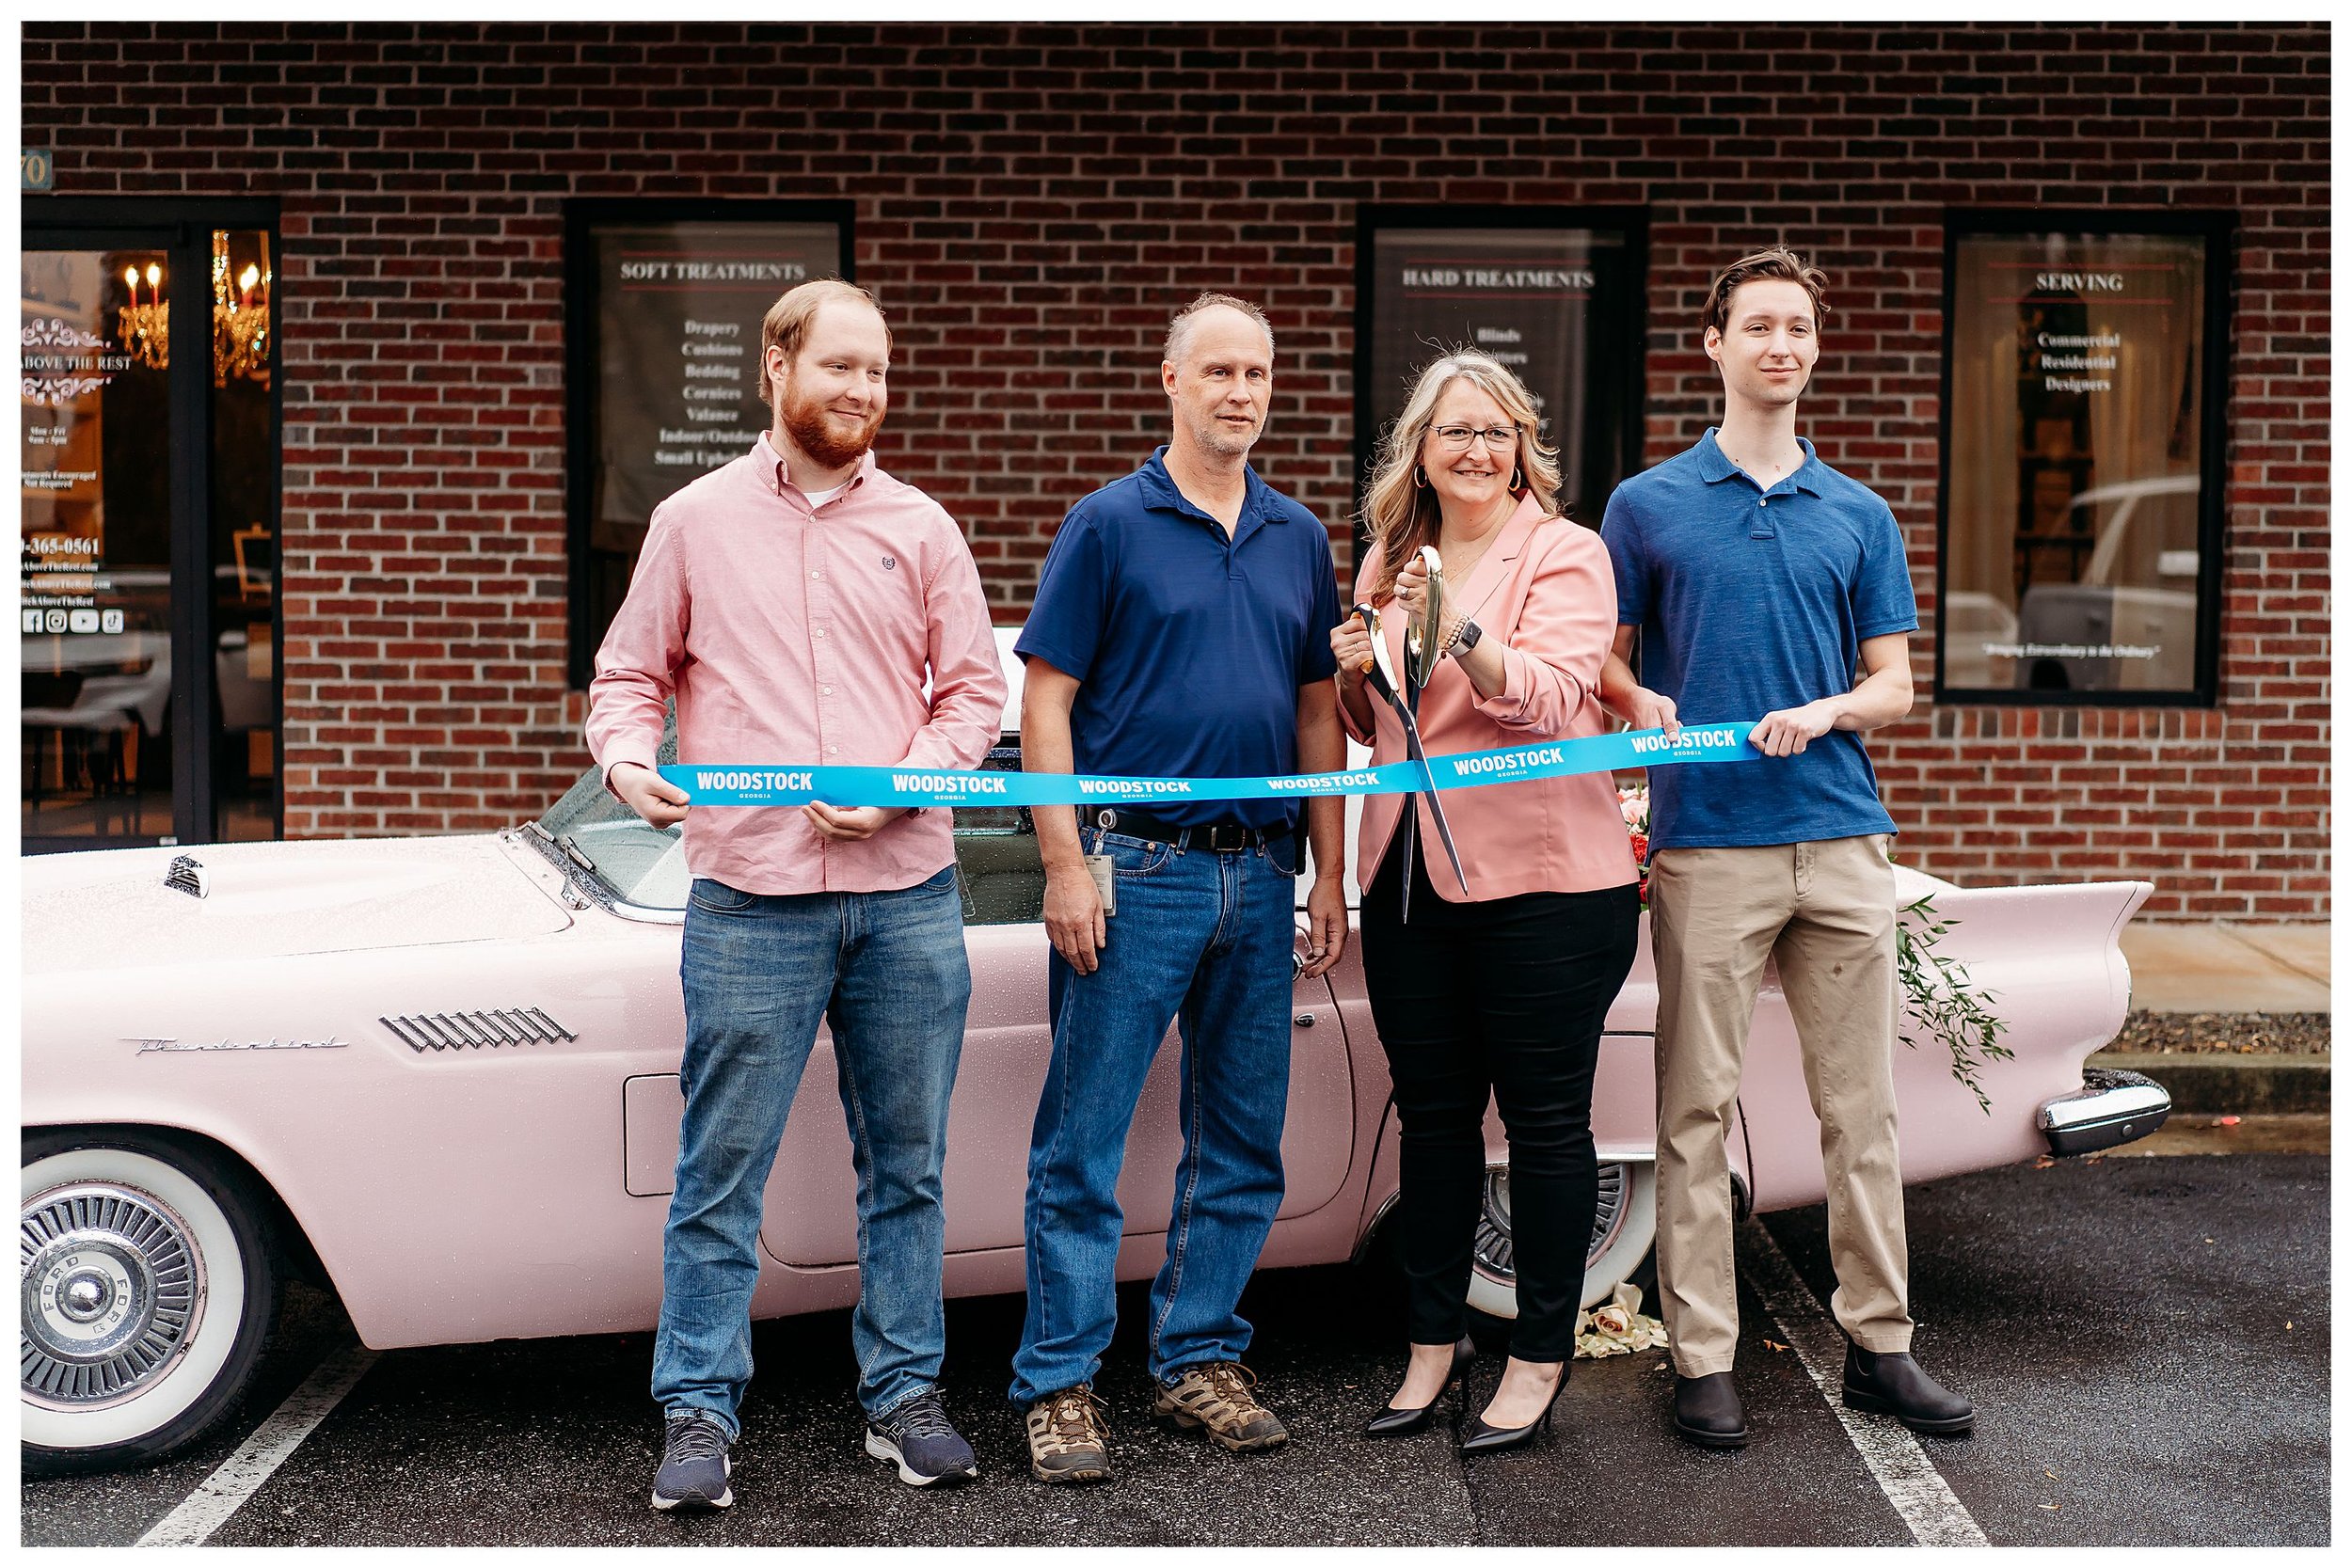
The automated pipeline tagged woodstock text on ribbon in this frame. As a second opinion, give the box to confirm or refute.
[660,724,1759,809]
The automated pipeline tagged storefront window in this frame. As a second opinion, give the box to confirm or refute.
[1938,217,2228,703]
[1357,212,1647,536]
[564,200,851,685]
[22,216,280,849]
[22,247,178,841]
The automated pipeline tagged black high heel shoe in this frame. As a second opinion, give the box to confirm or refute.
[1363,1336,1476,1438]
[1458,1361,1567,1455]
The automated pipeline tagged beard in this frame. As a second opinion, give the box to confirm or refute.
[1186,404,1263,459]
[778,378,885,469]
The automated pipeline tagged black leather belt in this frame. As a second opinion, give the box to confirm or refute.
[1089,809,1284,854]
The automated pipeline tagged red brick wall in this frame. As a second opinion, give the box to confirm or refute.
[22,22,2329,916]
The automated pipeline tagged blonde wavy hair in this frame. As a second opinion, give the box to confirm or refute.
[1359,351,1562,603]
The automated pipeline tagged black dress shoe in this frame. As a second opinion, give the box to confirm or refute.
[1363,1337,1475,1438]
[1843,1345,1974,1434]
[1458,1362,1567,1455]
[1673,1371,1751,1449]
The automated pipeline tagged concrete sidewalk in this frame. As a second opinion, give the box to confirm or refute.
[2100,922,2330,1117]
[2117,923,2330,1014]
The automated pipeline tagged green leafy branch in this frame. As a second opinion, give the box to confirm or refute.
[1895,891,2013,1114]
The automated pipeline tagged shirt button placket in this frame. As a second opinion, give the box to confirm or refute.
[810,536,834,825]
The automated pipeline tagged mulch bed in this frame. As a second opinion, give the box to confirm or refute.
[2101,1010,2331,1056]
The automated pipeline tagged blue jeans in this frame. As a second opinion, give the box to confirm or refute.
[652,864,968,1435]
[1008,828,1297,1406]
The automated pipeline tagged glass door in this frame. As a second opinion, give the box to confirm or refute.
[22,242,178,844]
[21,206,280,851]
[208,227,279,841]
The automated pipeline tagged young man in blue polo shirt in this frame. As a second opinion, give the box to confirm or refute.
[1009,293,1348,1482]
[1600,247,1973,1449]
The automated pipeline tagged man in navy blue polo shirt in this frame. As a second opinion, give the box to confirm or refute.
[1009,293,1347,1482]
[1600,248,1973,1450]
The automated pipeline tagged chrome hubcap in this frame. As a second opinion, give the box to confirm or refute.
[1473,1161,1629,1285]
[21,1181,207,1410]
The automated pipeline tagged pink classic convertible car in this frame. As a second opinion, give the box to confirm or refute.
[21,634,2168,1473]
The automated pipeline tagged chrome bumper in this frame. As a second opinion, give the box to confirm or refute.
[2037,1068,2172,1156]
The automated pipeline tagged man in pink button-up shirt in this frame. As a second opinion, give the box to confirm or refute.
[588,280,1006,1509]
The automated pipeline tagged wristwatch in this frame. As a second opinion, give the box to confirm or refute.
[1446,616,1484,657]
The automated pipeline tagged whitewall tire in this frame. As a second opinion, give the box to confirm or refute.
[1466,1158,1659,1319]
[21,1131,278,1474]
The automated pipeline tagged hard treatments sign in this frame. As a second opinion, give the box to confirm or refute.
[1364,223,1643,524]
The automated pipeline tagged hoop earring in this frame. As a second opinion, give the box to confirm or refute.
[1411,467,1428,490]
[1511,466,1525,492]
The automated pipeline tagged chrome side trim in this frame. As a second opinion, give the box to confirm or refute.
[604,897,685,927]
[383,1009,575,1053]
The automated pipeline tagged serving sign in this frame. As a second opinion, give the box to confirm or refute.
[1359,218,1645,530]
[569,208,848,676]
[1938,220,2225,702]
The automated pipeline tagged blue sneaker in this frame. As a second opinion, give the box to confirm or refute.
[652,1409,734,1511]
[865,1390,979,1487]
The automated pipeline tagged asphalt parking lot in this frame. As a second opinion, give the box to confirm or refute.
[21,1148,2329,1547]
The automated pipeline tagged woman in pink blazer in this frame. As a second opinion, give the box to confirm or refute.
[1330,353,1641,1455]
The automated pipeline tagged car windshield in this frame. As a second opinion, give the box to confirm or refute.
[530,710,1042,920]
[533,714,690,911]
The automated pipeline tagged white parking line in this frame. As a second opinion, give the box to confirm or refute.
[1740,1219,1989,1548]
[134,1345,378,1548]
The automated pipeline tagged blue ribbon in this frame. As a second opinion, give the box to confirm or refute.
[660,722,1759,808]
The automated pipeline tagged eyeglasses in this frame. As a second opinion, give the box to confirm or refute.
[1430,424,1518,451]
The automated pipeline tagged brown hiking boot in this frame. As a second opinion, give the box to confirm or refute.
[1025,1385,1112,1483]
[1152,1361,1288,1452]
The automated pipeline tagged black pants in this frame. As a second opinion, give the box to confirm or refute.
[1359,836,1641,1363]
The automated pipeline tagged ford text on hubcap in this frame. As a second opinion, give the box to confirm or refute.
[22,1182,208,1411]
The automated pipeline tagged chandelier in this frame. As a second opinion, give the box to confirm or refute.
[117,261,167,370]
[212,230,271,387]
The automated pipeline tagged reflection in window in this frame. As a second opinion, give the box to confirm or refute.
[1942,226,2220,699]
[212,229,278,840]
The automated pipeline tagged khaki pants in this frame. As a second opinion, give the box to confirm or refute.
[1648,835,1913,1375]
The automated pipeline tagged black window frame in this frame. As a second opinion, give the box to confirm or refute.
[1351,205,1650,565]
[1933,208,2234,708]
[563,197,855,689]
